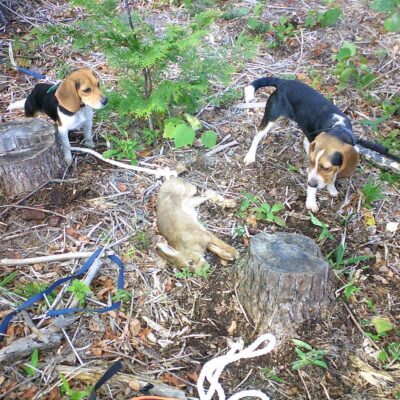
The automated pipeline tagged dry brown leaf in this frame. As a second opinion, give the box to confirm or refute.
[160,373,186,388]
[117,182,128,192]
[130,319,141,337]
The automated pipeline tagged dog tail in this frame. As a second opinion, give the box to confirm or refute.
[7,99,26,111]
[356,138,400,162]
[245,77,282,103]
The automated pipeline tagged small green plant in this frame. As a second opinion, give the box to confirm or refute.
[378,341,400,367]
[164,114,218,148]
[371,0,400,32]
[308,212,334,243]
[24,349,39,377]
[304,7,342,28]
[175,263,211,279]
[342,274,360,300]
[334,42,376,91]
[253,202,286,227]
[268,16,296,48]
[238,193,286,227]
[15,282,57,305]
[221,6,250,20]
[67,280,91,307]
[361,97,400,133]
[247,17,270,34]
[135,230,149,250]
[261,367,286,383]
[361,179,385,208]
[113,289,134,304]
[104,123,143,165]
[366,316,395,341]
[327,242,373,271]
[60,374,91,400]
[291,339,328,370]
[235,225,246,237]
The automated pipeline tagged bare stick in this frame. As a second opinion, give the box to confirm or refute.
[55,365,187,399]
[205,140,239,157]
[71,147,177,177]
[355,145,400,174]
[0,251,112,267]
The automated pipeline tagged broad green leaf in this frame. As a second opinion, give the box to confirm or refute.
[309,211,324,227]
[0,271,18,287]
[320,8,342,27]
[312,359,328,369]
[271,203,284,213]
[273,216,287,227]
[336,244,345,264]
[24,349,39,376]
[102,149,120,159]
[200,130,218,148]
[344,284,359,300]
[164,117,185,139]
[371,317,394,335]
[292,360,304,370]
[184,114,202,131]
[371,0,397,12]
[384,12,400,32]
[173,124,195,148]
[292,339,313,350]
[378,350,389,363]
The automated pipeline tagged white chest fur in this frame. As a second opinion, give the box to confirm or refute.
[58,106,93,130]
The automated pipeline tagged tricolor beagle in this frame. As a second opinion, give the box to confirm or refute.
[7,68,108,166]
[244,77,359,212]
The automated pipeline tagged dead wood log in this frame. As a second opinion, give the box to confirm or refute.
[237,232,335,341]
[56,365,187,400]
[0,118,66,198]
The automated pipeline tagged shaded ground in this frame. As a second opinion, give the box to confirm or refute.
[0,1,399,399]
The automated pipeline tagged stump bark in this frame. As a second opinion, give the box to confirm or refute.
[237,232,335,340]
[0,119,66,198]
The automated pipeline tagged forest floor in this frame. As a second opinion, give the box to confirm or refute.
[0,1,399,399]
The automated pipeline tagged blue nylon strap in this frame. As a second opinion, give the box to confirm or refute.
[89,360,123,400]
[0,249,124,341]
[16,66,48,80]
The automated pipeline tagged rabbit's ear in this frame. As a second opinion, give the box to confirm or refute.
[156,243,180,258]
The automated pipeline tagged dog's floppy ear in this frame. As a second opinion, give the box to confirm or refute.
[55,77,81,112]
[338,144,359,178]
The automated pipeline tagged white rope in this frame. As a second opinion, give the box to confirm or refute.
[197,333,276,400]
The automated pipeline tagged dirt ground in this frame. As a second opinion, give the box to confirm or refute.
[0,1,399,399]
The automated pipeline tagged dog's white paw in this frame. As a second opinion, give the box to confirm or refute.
[306,200,319,213]
[327,184,339,197]
[243,153,256,166]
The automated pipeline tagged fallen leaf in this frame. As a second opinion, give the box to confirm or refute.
[227,320,237,335]
[160,373,186,388]
[130,319,141,337]
[117,182,128,192]
[187,371,199,383]
[21,209,46,221]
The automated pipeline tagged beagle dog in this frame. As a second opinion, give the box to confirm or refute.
[7,68,108,165]
[244,77,359,212]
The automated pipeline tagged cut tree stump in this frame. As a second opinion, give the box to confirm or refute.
[237,232,335,341]
[0,118,66,198]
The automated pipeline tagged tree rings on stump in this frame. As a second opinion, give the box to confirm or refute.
[237,232,335,341]
[0,119,66,198]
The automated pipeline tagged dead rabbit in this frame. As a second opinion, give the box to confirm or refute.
[156,177,239,270]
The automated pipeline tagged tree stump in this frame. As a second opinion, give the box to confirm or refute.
[237,232,335,340]
[0,119,66,198]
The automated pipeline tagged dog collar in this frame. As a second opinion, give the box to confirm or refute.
[47,82,61,94]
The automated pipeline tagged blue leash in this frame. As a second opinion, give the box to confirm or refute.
[8,41,60,86]
[0,249,124,341]
[89,360,123,400]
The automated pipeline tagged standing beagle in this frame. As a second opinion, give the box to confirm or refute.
[7,68,108,166]
[244,77,359,212]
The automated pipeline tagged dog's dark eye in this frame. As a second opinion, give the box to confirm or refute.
[321,166,331,171]
[83,88,92,93]
[187,260,194,267]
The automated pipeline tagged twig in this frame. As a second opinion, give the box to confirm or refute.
[71,147,177,177]
[205,140,239,157]
[298,370,311,400]
[0,251,111,267]
[0,205,67,219]
[343,303,380,350]
[55,365,187,399]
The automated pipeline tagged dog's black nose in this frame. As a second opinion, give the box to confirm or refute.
[101,97,108,106]
[308,179,318,188]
